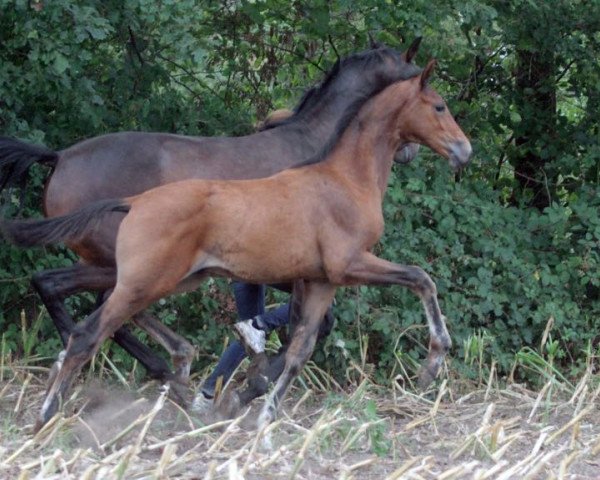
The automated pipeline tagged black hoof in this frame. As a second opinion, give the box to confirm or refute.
[167,380,190,408]
[417,365,438,390]
[215,389,241,420]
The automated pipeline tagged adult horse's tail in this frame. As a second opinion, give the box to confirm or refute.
[0,137,58,193]
[0,199,131,247]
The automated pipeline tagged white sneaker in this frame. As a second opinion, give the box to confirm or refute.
[191,391,213,414]
[233,318,266,354]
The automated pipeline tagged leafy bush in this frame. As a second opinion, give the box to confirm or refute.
[1,0,598,387]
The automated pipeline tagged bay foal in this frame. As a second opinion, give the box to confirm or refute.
[2,60,471,430]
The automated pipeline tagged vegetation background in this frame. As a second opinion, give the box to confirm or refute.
[0,0,598,387]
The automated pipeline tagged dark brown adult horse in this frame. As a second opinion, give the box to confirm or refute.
[0,40,422,390]
[2,59,471,430]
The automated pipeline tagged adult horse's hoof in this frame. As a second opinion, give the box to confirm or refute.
[416,366,437,390]
[167,379,190,408]
[33,419,45,434]
[215,389,241,420]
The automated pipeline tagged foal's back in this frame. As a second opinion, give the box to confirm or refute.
[119,166,353,290]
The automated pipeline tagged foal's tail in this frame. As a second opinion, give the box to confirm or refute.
[0,136,59,193]
[0,199,131,248]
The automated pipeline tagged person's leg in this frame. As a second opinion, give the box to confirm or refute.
[199,341,246,399]
[194,282,269,408]
[232,282,266,318]
[234,302,291,354]
[200,303,290,398]
[254,303,289,331]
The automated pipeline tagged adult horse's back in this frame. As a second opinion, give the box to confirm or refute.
[0,40,422,386]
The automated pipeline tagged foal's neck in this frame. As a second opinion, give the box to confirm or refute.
[327,83,412,199]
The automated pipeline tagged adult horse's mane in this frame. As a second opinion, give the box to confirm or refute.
[265,46,422,128]
[275,47,422,169]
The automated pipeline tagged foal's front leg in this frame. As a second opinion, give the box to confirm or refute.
[343,252,451,388]
[258,281,336,429]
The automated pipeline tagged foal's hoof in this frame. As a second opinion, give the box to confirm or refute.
[46,363,60,389]
[46,350,67,388]
[257,403,276,431]
[36,395,60,434]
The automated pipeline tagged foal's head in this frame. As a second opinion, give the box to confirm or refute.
[397,60,472,170]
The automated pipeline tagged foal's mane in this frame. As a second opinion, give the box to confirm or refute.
[262,46,422,169]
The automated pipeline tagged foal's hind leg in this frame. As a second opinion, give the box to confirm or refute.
[37,286,151,430]
[131,312,195,381]
[32,264,173,382]
[258,281,336,429]
[342,252,451,389]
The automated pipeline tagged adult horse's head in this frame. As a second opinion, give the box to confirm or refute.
[397,60,472,170]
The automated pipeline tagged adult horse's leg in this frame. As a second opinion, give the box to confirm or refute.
[341,252,451,388]
[258,281,336,429]
[31,264,173,381]
[130,311,195,404]
[31,265,115,345]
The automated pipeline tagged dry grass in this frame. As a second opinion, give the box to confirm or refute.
[0,353,598,480]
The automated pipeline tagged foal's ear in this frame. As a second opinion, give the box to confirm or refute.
[420,59,436,89]
[403,37,422,63]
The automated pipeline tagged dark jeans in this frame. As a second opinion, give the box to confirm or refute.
[201,282,289,397]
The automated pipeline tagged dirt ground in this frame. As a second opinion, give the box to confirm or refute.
[0,367,598,479]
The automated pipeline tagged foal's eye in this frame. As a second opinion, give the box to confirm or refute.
[435,104,446,113]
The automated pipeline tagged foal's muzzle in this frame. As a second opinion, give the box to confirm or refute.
[448,140,472,170]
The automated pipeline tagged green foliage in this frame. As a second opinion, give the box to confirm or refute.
[0,0,598,385]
